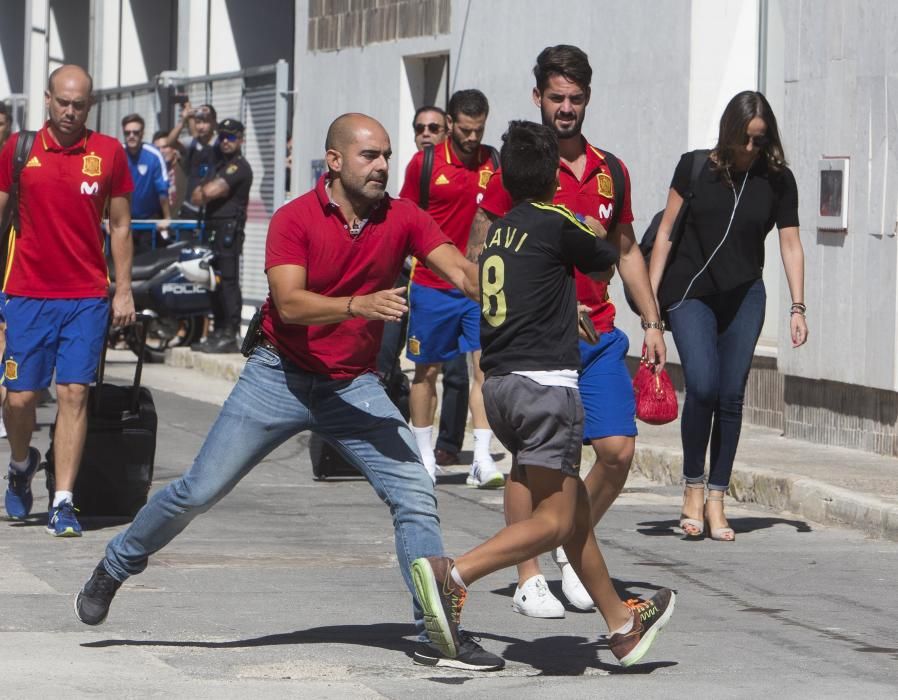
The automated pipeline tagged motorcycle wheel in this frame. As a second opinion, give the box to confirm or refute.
[127,316,204,363]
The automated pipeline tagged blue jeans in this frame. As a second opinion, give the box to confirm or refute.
[103,346,443,638]
[667,279,766,491]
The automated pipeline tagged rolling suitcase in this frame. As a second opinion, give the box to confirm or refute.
[45,322,157,517]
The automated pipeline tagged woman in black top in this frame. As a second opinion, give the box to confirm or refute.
[649,91,808,541]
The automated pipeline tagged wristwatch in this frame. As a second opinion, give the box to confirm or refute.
[641,320,665,331]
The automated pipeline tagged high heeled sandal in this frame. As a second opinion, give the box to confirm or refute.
[679,483,705,537]
[704,491,735,541]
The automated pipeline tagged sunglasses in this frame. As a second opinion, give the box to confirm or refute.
[414,122,444,135]
[219,133,240,142]
[123,129,142,136]
[743,134,770,148]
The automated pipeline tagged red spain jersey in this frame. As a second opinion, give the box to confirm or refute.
[0,124,133,298]
[399,140,496,289]
[261,175,451,379]
[479,138,634,334]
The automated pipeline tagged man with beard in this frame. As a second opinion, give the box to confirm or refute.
[399,90,504,489]
[469,45,666,618]
[75,113,505,673]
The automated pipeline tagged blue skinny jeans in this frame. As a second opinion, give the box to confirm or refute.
[667,279,766,491]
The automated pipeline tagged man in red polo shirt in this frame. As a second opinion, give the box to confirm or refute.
[399,89,504,489]
[76,113,505,672]
[0,65,135,537]
[470,45,666,619]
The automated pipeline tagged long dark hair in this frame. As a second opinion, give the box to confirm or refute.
[712,91,787,184]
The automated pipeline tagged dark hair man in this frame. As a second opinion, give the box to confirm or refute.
[75,112,503,673]
[152,129,182,213]
[188,118,253,354]
[0,65,135,536]
[469,44,667,618]
[412,119,675,669]
[121,113,171,252]
[412,105,447,150]
[165,102,218,219]
[399,89,503,489]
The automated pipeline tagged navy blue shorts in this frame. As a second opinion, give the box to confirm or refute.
[406,283,480,364]
[2,297,109,391]
[578,327,637,441]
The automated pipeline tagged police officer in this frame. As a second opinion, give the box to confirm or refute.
[189,118,253,354]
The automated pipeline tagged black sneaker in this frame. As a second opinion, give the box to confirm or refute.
[411,556,466,658]
[75,562,123,625]
[608,588,676,667]
[413,631,505,671]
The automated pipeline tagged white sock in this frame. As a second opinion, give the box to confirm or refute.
[53,491,73,508]
[9,453,31,472]
[411,425,436,471]
[473,429,493,464]
[612,612,635,636]
[450,565,467,589]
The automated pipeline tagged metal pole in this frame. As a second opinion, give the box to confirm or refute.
[758,0,769,94]
[273,59,289,211]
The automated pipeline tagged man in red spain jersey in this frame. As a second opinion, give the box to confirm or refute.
[0,65,135,536]
[399,89,504,489]
[470,45,666,618]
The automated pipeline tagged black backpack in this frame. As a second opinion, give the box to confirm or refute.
[1,130,37,275]
[418,143,499,209]
[623,149,709,316]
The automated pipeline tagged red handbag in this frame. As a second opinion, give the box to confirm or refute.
[633,360,678,425]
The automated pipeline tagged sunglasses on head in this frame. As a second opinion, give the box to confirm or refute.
[743,133,769,148]
[219,133,240,142]
[414,122,443,135]
[123,129,142,136]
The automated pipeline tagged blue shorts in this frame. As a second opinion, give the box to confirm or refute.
[406,283,480,364]
[2,297,109,391]
[578,327,638,441]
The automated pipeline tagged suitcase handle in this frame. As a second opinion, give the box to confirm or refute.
[94,314,149,415]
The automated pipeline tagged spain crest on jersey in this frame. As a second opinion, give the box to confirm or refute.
[597,173,614,198]
[478,169,493,189]
[82,153,102,177]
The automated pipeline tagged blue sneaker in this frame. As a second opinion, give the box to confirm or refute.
[47,500,82,537]
[4,447,41,519]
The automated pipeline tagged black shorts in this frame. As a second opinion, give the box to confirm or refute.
[483,374,583,476]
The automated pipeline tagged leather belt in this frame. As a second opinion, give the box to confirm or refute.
[258,338,280,354]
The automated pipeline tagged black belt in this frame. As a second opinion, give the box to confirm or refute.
[258,338,279,354]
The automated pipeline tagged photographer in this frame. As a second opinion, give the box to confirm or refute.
[166,101,218,220]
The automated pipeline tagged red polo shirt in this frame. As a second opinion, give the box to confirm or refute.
[399,140,496,289]
[0,124,132,297]
[480,138,634,334]
[260,175,451,379]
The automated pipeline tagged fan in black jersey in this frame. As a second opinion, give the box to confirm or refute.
[411,121,677,669]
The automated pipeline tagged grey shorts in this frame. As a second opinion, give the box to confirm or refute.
[483,374,583,476]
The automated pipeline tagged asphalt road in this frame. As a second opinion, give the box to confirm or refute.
[1,360,895,698]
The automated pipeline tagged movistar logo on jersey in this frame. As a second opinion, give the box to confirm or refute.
[80,181,99,196]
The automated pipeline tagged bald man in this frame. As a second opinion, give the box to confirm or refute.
[0,65,134,536]
[76,113,504,672]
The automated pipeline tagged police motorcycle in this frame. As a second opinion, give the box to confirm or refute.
[108,220,218,362]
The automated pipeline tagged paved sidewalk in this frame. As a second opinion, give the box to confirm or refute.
[168,347,898,542]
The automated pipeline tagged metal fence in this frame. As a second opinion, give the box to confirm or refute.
[88,61,290,308]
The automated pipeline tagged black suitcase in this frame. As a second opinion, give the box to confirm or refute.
[311,369,410,480]
[45,322,157,517]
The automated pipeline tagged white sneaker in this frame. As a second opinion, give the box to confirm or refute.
[552,548,594,611]
[511,575,565,618]
[466,456,504,489]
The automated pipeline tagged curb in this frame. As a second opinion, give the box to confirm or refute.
[166,347,245,382]
[632,444,898,542]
